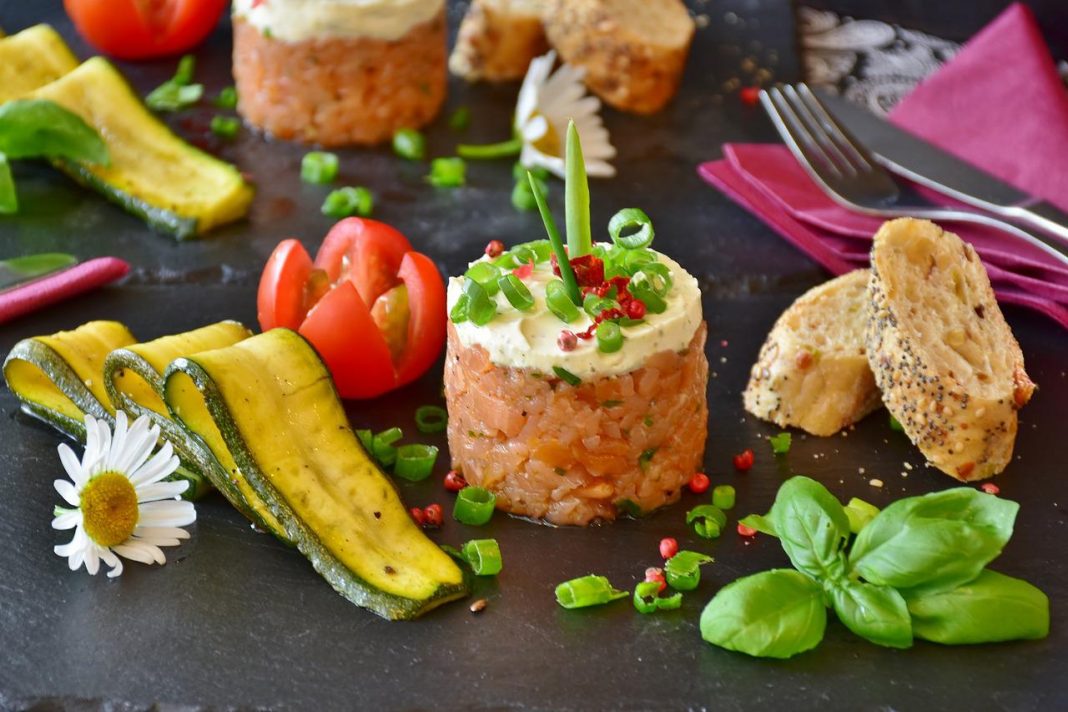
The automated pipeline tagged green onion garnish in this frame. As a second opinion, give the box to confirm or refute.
[145,82,203,111]
[174,55,196,85]
[371,427,404,468]
[457,137,522,159]
[514,162,549,181]
[528,171,582,306]
[448,106,471,131]
[687,504,727,539]
[596,321,623,353]
[546,280,580,323]
[321,186,373,218]
[393,443,439,481]
[511,175,544,212]
[415,405,448,434]
[622,248,657,275]
[583,293,617,318]
[631,264,672,297]
[454,486,496,525]
[664,550,714,591]
[638,448,656,469]
[356,429,373,452]
[889,414,904,432]
[633,581,684,613]
[608,208,655,249]
[552,366,582,387]
[392,128,426,160]
[449,294,470,323]
[498,274,535,311]
[215,86,238,109]
[427,157,466,187]
[712,485,736,510]
[462,277,497,325]
[769,432,792,455]
[209,115,240,139]
[464,261,502,296]
[555,575,628,609]
[630,283,667,314]
[461,538,502,576]
[564,120,593,258]
[301,151,339,184]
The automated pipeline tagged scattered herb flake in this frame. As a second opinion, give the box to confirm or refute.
[769,432,792,455]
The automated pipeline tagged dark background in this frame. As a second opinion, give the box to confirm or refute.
[1,1,1066,710]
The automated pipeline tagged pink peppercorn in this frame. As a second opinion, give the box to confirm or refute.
[484,240,505,258]
[558,330,578,351]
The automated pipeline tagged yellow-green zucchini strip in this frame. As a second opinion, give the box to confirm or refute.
[163,329,468,619]
[0,24,78,103]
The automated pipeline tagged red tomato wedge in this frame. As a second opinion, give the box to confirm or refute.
[257,219,447,400]
[64,0,227,60]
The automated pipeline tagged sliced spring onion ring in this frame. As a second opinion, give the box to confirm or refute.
[415,405,448,434]
[687,504,727,539]
[463,278,496,326]
[393,444,439,481]
[321,186,373,218]
[392,128,425,160]
[465,261,502,296]
[629,283,667,314]
[454,486,496,525]
[461,538,503,576]
[215,86,238,109]
[371,427,403,468]
[498,274,535,311]
[552,366,581,387]
[633,581,683,613]
[596,321,623,353]
[356,429,373,452]
[712,485,736,510]
[555,575,628,609]
[608,208,655,249]
[427,157,466,187]
[664,550,714,591]
[450,294,470,323]
[210,115,239,139]
[583,294,617,318]
[300,151,338,184]
[546,280,580,323]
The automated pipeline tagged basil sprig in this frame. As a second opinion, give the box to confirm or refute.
[701,476,1049,659]
[0,99,109,214]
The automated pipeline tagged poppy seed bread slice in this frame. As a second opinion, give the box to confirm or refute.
[744,269,881,436]
[866,218,1034,481]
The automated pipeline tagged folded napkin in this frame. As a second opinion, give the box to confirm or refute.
[0,257,130,325]
[699,3,1068,329]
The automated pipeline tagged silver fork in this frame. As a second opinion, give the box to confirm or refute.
[760,83,1068,267]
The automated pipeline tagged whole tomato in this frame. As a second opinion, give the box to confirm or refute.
[64,0,228,60]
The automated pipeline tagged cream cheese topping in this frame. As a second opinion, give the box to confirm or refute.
[447,247,703,379]
[232,0,444,43]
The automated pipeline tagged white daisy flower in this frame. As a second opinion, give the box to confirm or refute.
[51,411,195,578]
[515,51,616,178]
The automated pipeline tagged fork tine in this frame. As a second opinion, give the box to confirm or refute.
[759,87,842,180]
[796,84,875,172]
[781,85,858,176]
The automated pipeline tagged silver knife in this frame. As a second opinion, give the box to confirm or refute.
[0,253,78,292]
[816,90,1068,245]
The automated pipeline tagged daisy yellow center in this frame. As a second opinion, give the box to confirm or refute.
[531,114,561,156]
[80,472,139,547]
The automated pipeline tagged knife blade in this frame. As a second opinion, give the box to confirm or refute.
[0,253,78,292]
[816,90,1068,243]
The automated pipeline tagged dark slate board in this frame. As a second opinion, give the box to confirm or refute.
[1,2,1067,710]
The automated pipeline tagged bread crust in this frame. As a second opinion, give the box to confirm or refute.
[449,0,549,82]
[866,219,1034,481]
[744,270,881,436]
[543,0,694,114]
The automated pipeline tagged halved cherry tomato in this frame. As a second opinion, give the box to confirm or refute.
[64,0,227,60]
[257,219,447,400]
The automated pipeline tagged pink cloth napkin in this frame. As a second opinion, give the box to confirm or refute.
[0,257,130,325]
[699,3,1068,329]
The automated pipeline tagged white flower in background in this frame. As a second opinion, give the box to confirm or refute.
[515,51,616,178]
[52,412,195,578]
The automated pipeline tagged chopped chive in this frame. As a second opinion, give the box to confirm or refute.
[634,581,682,614]
[462,278,496,325]
[511,180,537,211]
[687,504,727,539]
[514,162,549,181]
[301,151,339,184]
[608,208,655,249]
[528,171,582,305]
[464,261,502,296]
[664,550,713,591]
[546,280,580,323]
[889,414,904,432]
[639,448,656,469]
[454,486,496,525]
[564,120,592,258]
[215,86,238,109]
[393,128,426,160]
[371,427,403,468]
[145,82,203,111]
[321,186,373,218]
[461,538,502,576]
[415,405,448,434]
[393,444,439,481]
[712,485,736,510]
[449,294,470,323]
[173,55,196,85]
[457,137,522,159]
[769,432,792,455]
[427,157,466,187]
[448,106,471,131]
[552,366,581,386]
[555,575,628,609]
[210,114,240,139]
[498,274,535,311]
[356,429,373,452]
[596,321,623,353]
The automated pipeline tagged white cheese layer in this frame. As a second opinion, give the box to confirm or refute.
[447,248,703,380]
[233,0,444,43]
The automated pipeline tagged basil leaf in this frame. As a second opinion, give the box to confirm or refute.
[738,512,776,537]
[0,153,15,215]
[828,579,912,649]
[849,488,1018,593]
[905,569,1049,645]
[769,476,850,581]
[700,569,827,659]
[0,99,109,165]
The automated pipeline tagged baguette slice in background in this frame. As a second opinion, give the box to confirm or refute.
[744,270,881,436]
[449,0,550,82]
[543,0,694,114]
[866,218,1035,481]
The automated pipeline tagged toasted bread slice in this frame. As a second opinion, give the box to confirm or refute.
[543,0,694,114]
[744,270,881,436]
[866,218,1034,481]
[449,0,549,82]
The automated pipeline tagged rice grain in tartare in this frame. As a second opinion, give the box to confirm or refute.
[232,0,447,146]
